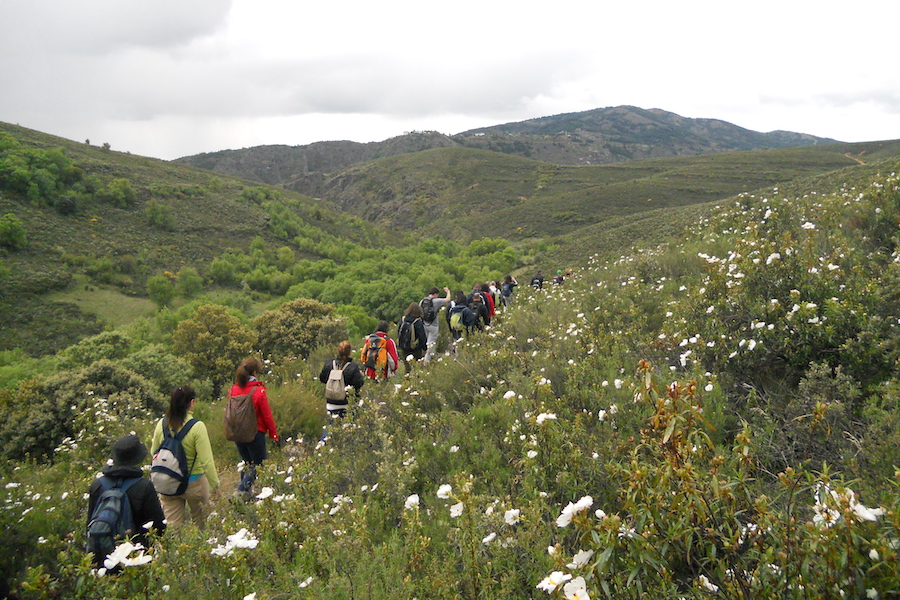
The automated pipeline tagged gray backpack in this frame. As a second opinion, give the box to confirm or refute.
[325,360,347,401]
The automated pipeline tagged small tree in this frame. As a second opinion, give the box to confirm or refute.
[147,274,175,308]
[253,297,348,361]
[0,213,27,249]
[176,267,204,298]
[172,304,256,397]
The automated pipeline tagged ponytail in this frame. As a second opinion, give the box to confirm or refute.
[235,357,261,387]
[167,385,195,431]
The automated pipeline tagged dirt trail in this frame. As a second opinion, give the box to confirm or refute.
[844,152,866,165]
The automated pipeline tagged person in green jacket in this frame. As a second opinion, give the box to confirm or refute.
[151,385,219,528]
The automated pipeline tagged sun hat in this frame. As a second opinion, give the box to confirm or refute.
[112,434,149,467]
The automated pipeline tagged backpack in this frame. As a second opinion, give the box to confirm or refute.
[150,417,198,496]
[86,476,140,564]
[325,360,347,401]
[223,386,259,443]
[420,297,437,324]
[361,333,388,371]
[449,306,466,331]
[398,318,418,353]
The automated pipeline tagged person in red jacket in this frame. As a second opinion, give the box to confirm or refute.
[230,357,279,499]
[361,320,399,381]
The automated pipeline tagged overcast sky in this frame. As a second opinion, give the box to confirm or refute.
[1,0,898,161]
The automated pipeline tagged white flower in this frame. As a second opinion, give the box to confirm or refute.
[536,413,557,425]
[450,502,464,518]
[449,445,459,453]
[103,542,153,569]
[870,548,880,561]
[437,484,452,499]
[299,576,314,588]
[405,494,420,510]
[704,383,714,392]
[503,390,516,399]
[526,450,538,459]
[598,410,606,422]
[536,571,572,593]
[698,574,718,592]
[594,508,607,519]
[563,575,590,600]
[866,589,878,599]
[557,496,593,527]
[614,379,623,389]
[801,221,816,230]
[255,487,273,500]
[482,532,497,544]
[162,584,170,592]
[504,508,521,525]
[852,502,885,522]
[243,594,256,600]
[567,549,594,569]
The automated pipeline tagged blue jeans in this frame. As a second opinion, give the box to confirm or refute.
[235,431,267,492]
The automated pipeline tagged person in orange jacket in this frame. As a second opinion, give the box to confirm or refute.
[361,320,399,381]
[229,357,279,499]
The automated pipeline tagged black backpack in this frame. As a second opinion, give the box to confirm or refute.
[86,476,141,564]
[420,297,437,324]
[398,318,417,352]
[150,417,198,496]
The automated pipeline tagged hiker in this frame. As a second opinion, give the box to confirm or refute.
[530,270,544,289]
[319,340,365,419]
[467,291,489,332]
[448,291,475,347]
[229,358,279,499]
[468,283,495,324]
[151,386,219,527]
[500,274,518,308]
[361,320,400,380]
[87,434,165,564]
[421,286,451,363]
[553,269,565,284]
[398,302,428,370]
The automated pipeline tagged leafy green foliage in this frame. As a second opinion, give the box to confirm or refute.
[253,297,348,361]
[0,212,26,249]
[171,304,257,396]
[145,199,176,230]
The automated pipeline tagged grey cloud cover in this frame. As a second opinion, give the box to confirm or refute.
[1,0,899,159]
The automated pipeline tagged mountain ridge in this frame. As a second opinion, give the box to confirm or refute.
[174,105,837,184]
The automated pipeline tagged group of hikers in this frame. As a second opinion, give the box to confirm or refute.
[87,357,279,568]
[86,270,568,568]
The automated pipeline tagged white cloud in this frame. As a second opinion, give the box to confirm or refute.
[1,0,899,159]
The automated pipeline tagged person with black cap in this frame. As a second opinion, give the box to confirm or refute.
[87,434,166,551]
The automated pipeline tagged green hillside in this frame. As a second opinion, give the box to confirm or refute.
[3,152,900,599]
[287,140,900,242]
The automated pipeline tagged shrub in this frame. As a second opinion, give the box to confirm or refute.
[171,304,257,397]
[147,274,175,307]
[97,178,136,208]
[176,266,204,298]
[0,359,160,461]
[0,213,27,249]
[55,330,132,370]
[253,297,348,361]
[145,199,176,230]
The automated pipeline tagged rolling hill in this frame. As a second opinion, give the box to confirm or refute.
[173,106,837,184]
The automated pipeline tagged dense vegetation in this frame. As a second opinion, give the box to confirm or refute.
[1,132,900,598]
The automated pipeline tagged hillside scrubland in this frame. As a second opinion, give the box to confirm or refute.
[2,143,900,598]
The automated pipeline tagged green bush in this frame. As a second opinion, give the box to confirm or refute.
[253,297,348,361]
[171,304,257,397]
[145,199,176,230]
[0,212,27,249]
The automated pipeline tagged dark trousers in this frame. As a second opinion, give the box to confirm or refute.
[234,431,267,492]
